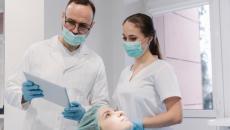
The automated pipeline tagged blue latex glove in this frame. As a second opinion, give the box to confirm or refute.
[132,121,144,130]
[62,102,86,122]
[22,80,44,102]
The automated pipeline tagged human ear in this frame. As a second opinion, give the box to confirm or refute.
[148,36,154,44]
[61,11,65,25]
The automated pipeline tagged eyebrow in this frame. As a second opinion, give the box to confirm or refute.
[122,33,137,37]
[102,110,110,120]
[129,35,137,38]
[65,16,75,21]
[65,17,89,25]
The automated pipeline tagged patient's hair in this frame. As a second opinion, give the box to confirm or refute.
[78,105,102,130]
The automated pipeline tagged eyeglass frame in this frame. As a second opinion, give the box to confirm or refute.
[64,16,93,34]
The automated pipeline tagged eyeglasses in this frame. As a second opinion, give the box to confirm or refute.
[64,16,92,34]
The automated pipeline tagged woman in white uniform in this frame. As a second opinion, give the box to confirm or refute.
[113,13,183,130]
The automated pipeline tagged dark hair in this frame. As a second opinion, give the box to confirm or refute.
[123,13,162,59]
[67,0,96,19]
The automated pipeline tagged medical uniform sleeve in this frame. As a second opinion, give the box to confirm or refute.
[89,59,110,106]
[154,64,181,102]
[5,49,32,109]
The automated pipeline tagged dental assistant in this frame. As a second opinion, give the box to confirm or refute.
[5,0,109,130]
[113,13,183,130]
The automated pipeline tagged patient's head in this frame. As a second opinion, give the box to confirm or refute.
[78,105,132,130]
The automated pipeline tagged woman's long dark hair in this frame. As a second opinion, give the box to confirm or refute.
[123,13,162,59]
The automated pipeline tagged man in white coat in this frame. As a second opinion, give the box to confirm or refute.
[5,0,109,130]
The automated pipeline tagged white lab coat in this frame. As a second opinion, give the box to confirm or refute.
[113,60,181,130]
[5,35,109,130]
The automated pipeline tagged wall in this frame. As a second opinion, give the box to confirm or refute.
[144,0,209,15]
[0,6,3,130]
[85,0,115,95]
[0,0,3,12]
[0,13,3,33]
[153,9,216,130]
[44,0,68,38]
[220,0,230,118]
[0,11,3,109]
[5,0,44,130]
[155,9,203,109]
[110,0,126,94]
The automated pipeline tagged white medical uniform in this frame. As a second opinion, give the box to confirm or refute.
[113,59,181,130]
[5,35,109,130]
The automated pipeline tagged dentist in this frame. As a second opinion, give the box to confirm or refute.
[113,13,183,130]
[5,0,109,130]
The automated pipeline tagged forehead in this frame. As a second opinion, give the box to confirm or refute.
[123,21,142,36]
[99,106,113,115]
[65,3,93,23]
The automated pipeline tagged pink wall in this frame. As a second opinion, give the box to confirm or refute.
[154,8,203,109]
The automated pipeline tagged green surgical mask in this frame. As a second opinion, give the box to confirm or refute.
[62,26,86,46]
[123,41,145,58]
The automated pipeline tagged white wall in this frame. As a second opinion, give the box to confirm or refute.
[86,0,115,95]
[124,0,145,16]
[110,0,126,94]
[44,0,68,38]
[5,0,44,129]
[145,0,209,15]
[220,0,230,118]
[0,12,4,109]
[0,1,4,129]
[0,118,3,130]
[0,0,3,12]
[0,37,3,110]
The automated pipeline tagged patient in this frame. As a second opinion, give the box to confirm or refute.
[78,105,133,130]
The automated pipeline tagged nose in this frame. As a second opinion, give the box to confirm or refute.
[72,24,79,34]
